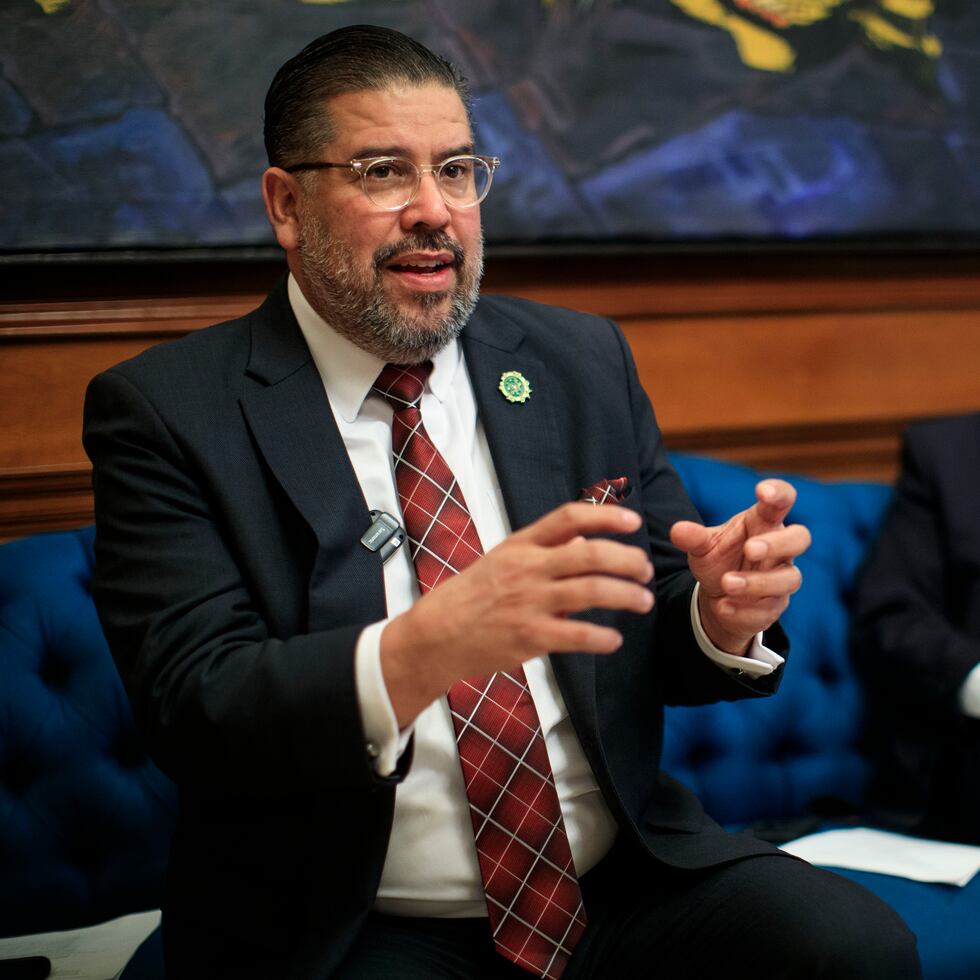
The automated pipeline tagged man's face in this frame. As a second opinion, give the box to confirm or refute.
[290,82,485,364]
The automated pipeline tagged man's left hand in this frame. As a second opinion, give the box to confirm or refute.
[670,479,810,655]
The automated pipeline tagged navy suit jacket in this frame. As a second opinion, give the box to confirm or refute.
[853,414,980,845]
[84,279,786,978]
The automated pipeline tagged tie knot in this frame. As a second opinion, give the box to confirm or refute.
[373,362,432,411]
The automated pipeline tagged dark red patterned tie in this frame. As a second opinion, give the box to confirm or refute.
[373,363,587,979]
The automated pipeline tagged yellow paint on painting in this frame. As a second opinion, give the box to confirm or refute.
[726,16,797,70]
[34,0,71,12]
[849,10,942,56]
[671,0,796,71]
[878,0,934,19]
[733,0,848,28]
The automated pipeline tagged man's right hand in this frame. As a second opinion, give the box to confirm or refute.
[380,502,654,727]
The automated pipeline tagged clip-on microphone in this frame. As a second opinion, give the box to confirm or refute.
[360,510,406,564]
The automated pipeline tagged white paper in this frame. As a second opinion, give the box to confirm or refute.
[781,827,980,886]
[0,910,160,980]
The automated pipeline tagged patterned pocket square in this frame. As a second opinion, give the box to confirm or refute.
[578,476,629,505]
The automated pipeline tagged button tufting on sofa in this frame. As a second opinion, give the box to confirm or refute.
[664,452,980,980]
[3,456,980,978]
[0,526,177,962]
[40,654,72,690]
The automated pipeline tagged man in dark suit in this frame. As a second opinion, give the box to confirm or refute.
[83,24,920,980]
[853,413,980,846]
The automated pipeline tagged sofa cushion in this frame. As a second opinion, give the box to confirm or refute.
[663,453,893,825]
[666,454,980,980]
[0,526,176,937]
[835,868,980,980]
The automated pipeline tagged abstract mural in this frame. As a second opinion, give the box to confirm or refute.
[1,0,978,251]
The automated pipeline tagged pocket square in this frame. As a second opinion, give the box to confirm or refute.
[578,476,629,505]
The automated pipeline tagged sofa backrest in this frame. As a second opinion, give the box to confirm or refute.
[0,526,176,938]
[663,453,893,827]
[0,454,891,937]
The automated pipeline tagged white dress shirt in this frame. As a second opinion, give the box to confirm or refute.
[959,665,980,718]
[288,275,783,917]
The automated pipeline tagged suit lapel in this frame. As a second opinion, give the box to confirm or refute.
[239,283,387,630]
[461,304,567,529]
[462,300,597,735]
[237,288,597,724]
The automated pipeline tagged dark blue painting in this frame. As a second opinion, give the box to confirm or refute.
[1,0,978,251]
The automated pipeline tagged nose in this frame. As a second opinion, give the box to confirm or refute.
[399,168,451,231]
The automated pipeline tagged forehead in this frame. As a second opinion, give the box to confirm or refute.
[325,82,473,158]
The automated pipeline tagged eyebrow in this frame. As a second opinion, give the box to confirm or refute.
[348,143,475,161]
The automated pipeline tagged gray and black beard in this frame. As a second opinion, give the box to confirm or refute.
[296,211,483,365]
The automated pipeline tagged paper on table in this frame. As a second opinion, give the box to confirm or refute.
[780,827,980,886]
[0,909,160,980]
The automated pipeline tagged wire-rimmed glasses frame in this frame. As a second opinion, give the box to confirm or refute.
[282,154,500,211]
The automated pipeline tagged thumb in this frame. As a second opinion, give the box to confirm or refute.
[670,519,711,558]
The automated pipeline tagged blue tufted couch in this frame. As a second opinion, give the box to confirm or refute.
[0,523,174,978]
[666,454,980,980]
[1,453,978,978]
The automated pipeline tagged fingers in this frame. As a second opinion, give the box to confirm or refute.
[540,618,626,655]
[521,501,642,547]
[531,525,657,616]
[743,522,811,566]
[673,479,808,653]
[718,523,808,599]
[512,612,628,656]
[671,497,811,572]
[748,479,796,530]
[721,563,802,598]
[544,535,654,585]
[547,574,655,617]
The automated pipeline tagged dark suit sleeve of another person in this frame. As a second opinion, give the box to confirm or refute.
[852,415,980,841]
[853,417,980,716]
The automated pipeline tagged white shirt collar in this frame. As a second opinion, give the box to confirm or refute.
[287,273,461,422]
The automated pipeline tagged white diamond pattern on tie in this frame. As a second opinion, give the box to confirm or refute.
[372,362,587,979]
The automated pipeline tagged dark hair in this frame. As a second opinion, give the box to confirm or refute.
[264,24,471,168]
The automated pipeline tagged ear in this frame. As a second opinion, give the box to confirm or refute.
[262,166,303,253]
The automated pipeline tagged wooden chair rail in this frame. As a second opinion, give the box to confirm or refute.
[3,250,980,538]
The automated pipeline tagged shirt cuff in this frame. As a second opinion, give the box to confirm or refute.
[354,619,414,775]
[689,582,785,676]
[958,662,980,719]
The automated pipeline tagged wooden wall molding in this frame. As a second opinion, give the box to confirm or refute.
[3,250,980,538]
[0,466,93,540]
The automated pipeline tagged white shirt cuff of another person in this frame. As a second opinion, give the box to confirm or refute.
[356,583,783,778]
[689,582,784,676]
[959,662,980,719]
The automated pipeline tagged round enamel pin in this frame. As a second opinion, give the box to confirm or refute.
[498,370,532,404]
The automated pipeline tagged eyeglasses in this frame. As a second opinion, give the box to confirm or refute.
[283,154,501,211]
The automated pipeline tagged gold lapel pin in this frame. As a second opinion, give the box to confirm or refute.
[498,370,532,404]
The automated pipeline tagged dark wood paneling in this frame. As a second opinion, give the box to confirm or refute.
[2,250,980,538]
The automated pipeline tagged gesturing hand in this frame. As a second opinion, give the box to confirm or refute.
[670,479,811,656]
[381,502,654,726]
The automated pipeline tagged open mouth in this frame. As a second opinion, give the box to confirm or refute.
[385,252,457,276]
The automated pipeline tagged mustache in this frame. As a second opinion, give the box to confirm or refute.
[374,232,465,270]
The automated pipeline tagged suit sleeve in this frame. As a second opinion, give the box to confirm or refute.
[852,427,980,719]
[84,368,404,800]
